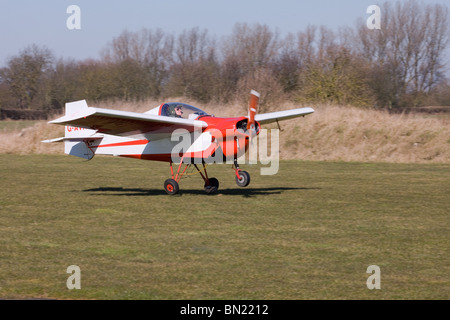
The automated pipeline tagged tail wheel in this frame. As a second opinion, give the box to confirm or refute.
[235,171,250,187]
[164,179,179,195]
[204,177,219,194]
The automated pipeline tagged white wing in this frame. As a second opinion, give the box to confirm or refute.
[49,100,208,140]
[255,107,314,125]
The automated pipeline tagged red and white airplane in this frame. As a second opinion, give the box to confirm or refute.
[43,91,314,195]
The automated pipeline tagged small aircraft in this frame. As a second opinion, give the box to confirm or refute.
[43,90,314,195]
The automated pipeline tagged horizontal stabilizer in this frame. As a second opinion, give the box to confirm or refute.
[42,136,103,160]
[41,137,65,143]
[41,136,103,143]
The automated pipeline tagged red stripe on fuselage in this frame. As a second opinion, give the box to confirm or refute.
[97,139,149,148]
[120,154,172,162]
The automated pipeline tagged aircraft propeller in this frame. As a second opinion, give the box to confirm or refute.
[247,90,260,137]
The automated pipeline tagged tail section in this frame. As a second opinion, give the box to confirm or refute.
[42,100,103,160]
[62,136,102,160]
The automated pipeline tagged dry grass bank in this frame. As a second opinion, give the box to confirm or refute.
[276,104,449,163]
[1,99,449,163]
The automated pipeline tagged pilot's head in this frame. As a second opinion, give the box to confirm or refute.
[174,105,183,117]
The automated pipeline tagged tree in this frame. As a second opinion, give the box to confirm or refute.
[0,44,54,110]
[48,59,83,111]
[102,28,174,99]
[356,0,450,108]
[219,23,279,100]
[299,45,375,107]
[164,27,220,102]
[235,67,286,112]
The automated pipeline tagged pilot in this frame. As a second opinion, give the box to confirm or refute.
[174,105,184,118]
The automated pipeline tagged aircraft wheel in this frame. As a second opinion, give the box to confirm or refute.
[204,177,219,194]
[235,171,250,187]
[164,179,179,195]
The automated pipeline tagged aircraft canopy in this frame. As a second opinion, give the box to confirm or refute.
[159,103,209,120]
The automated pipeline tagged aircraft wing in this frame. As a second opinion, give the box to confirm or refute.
[49,106,208,140]
[255,107,314,125]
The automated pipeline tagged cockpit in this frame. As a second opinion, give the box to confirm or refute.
[159,103,209,120]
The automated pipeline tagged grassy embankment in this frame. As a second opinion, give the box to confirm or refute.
[0,99,449,163]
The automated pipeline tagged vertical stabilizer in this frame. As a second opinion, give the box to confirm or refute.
[64,100,97,138]
[63,100,100,159]
[65,100,89,117]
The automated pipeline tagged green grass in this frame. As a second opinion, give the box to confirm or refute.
[0,155,448,299]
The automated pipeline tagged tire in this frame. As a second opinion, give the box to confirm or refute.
[164,179,179,195]
[235,170,250,187]
[204,177,219,194]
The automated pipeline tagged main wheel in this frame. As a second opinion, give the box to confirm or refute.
[204,177,219,194]
[235,170,250,187]
[164,179,179,195]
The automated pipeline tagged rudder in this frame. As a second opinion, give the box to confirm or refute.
[42,100,102,160]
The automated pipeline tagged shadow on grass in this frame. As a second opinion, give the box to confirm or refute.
[83,186,321,197]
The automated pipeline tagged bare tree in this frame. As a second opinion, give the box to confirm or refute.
[165,27,219,102]
[0,44,54,110]
[356,0,450,108]
[102,28,174,99]
[142,29,174,97]
[220,23,279,96]
[273,32,303,93]
[48,58,83,110]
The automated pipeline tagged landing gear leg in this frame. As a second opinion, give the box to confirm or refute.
[233,159,250,187]
[164,160,219,195]
[165,160,189,195]
[195,163,219,194]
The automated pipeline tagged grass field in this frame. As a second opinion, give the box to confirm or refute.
[0,154,448,300]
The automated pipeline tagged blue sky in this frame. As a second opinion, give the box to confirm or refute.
[0,0,449,66]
